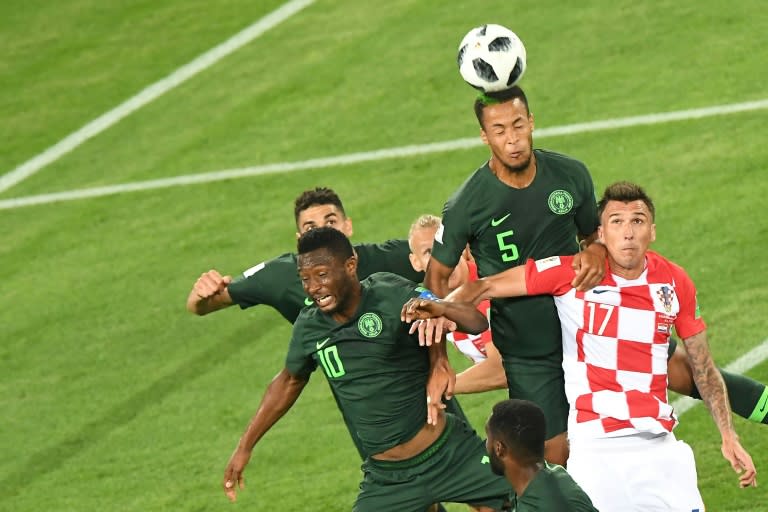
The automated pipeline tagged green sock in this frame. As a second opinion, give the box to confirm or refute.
[689,368,768,424]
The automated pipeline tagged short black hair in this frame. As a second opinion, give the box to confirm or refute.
[293,187,346,224]
[297,226,354,261]
[597,181,656,221]
[473,85,530,127]
[487,399,546,463]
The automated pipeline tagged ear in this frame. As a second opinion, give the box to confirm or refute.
[529,112,535,132]
[650,223,656,243]
[345,254,358,276]
[598,225,605,245]
[480,127,489,146]
[494,440,506,458]
[345,217,354,238]
[295,231,302,240]
[408,252,423,272]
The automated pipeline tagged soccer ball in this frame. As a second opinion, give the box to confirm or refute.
[457,24,527,94]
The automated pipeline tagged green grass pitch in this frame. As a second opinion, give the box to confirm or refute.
[1,1,767,510]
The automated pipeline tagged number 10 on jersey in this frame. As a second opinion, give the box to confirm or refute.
[318,345,346,378]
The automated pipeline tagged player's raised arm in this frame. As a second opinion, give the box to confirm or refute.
[682,330,757,488]
[401,297,488,334]
[424,257,456,299]
[186,269,234,315]
[223,368,309,502]
[446,265,529,304]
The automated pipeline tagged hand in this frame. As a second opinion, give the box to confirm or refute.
[223,447,251,502]
[571,244,606,291]
[721,436,757,488]
[408,317,457,346]
[426,357,456,425]
[401,298,447,323]
[194,270,232,299]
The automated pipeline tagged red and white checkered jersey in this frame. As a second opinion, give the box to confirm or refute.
[447,261,492,363]
[525,251,706,440]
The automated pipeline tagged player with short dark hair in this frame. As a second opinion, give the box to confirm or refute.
[426,85,606,465]
[409,181,757,510]
[223,227,513,511]
[486,399,597,511]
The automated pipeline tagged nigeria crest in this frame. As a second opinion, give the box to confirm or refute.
[358,312,383,338]
[548,190,574,214]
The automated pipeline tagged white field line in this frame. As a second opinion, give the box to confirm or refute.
[1,98,767,211]
[673,337,768,417]
[0,0,315,195]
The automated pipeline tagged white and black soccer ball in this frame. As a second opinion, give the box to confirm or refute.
[457,24,527,94]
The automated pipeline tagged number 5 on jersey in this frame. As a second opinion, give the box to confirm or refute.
[496,230,519,262]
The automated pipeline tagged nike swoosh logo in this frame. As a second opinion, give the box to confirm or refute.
[316,337,331,350]
[592,289,610,294]
[304,297,314,306]
[481,455,490,465]
[758,394,768,414]
[490,213,511,227]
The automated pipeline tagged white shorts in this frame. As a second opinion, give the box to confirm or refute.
[567,432,704,512]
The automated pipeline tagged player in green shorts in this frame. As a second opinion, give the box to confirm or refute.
[426,86,768,468]
[222,227,513,511]
[486,399,597,511]
[426,86,606,465]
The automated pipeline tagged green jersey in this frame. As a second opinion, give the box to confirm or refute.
[286,273,430,456]
[227,239,423,323]
[432,150,599,358]
[511,462,597,511]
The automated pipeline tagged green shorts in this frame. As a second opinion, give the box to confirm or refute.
[354,413,512,511]
[502,352,568,439]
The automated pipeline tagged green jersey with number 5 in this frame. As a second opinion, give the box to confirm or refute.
[285,273,430,456]
[432,149,599,358]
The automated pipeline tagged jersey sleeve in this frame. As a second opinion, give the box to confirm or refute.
[227,254,293,310]
[671,265,707,339]
[284,319,317,380]
[524,256,577,297]
[354,240,424,283]
[573,162,600,236]
[430,197,471,268]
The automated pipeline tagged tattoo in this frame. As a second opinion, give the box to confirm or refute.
[683,331,734,434]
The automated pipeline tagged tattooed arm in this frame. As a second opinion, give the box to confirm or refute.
[682,330,757,487]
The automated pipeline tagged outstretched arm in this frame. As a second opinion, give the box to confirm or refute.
[223,368,309,501]
[455,341,507,394]
[424,257,456,299]
[401,298,488,334]
[682,330,757,488]
[187,269,234,315]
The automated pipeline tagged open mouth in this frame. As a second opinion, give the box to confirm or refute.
[315,295,333,307]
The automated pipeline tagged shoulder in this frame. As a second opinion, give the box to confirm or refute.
[535,149,592,179]
[354,239,410,257]
[364,271,419,290]
[238,252,297,278]
[443,163,494,208]
[646,251,694,284]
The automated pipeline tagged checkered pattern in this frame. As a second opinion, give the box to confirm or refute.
[526,251,706,439]
[447,261,492,363]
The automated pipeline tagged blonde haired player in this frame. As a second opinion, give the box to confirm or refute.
[407,214,507,394]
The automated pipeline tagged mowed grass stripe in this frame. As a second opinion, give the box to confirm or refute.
[1,97,767,211]
[0,0,315,194]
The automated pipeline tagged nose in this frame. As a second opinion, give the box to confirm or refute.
[623,223,635,239]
